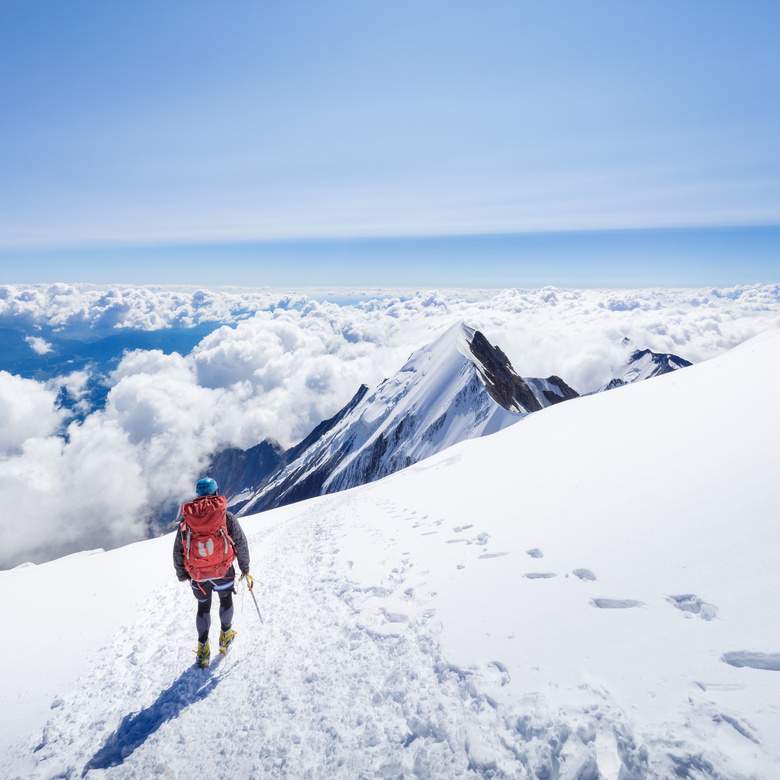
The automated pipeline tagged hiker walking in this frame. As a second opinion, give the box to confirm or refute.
[173,477,252,668]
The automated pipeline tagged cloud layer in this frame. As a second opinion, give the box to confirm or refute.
[2,284,779,568]
[0,283,285,334]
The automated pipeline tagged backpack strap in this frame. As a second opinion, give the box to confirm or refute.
[220,527,231,556]
[180,520,192,560]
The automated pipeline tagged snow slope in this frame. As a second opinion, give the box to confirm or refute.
[2,329,780,778]
[237,322,577,516]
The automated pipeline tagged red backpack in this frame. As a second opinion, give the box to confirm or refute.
[179,495,236,580]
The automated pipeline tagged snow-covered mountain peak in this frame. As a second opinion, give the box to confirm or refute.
[399,320,565,416]
[235,323,577,515]
[601,345,692,391]
[397,320,475,374]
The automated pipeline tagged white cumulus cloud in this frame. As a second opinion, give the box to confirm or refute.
[25,336,53,355]
[0,416,149,568]
[0,372,65,456]
[2,283,780,568]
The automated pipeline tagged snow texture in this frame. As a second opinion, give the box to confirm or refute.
[1,329,780,778]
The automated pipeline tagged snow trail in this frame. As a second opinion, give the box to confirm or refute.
[5,494,617,779]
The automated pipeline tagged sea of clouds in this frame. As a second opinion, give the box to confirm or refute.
[1,283,779,568]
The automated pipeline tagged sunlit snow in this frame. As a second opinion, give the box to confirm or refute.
[2,329,779,777]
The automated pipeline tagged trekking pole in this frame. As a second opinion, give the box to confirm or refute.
[244,573,264,624]
[249,588,264,624]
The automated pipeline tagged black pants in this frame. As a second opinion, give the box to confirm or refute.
[191,577,235,643]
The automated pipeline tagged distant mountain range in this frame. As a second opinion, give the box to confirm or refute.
[0,325,219,420]
[598,346,693,392]
[206,322,689,517]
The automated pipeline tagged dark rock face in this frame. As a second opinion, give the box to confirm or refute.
[206,439,284,511]
[539,375,580,405]
[468,331,544,413]
[630,349,692,376]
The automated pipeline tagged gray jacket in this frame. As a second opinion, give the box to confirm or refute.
[173,502,250,581]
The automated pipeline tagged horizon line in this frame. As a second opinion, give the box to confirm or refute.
[2,220,780,253]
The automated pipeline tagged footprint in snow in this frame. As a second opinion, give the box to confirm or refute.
[526,548,544,558]
[667,594,718,621]
[487,660,511,686]
[478,552,509,559]
[722,652,780,671]
[365,586,392,598]
[590,598,644,609]
[572,568,597,581]
[712,713,760,744]
[380,608,408,624]
[524,572,556,579]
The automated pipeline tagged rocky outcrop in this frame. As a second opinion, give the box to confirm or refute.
[206,439,284,512]
[467,331,543,413]
[600,348,692,392]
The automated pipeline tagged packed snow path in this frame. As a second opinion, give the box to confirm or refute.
[8,485,772,779]
[7,493,656,780]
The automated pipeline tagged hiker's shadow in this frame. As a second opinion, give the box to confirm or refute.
[81,661,223,776]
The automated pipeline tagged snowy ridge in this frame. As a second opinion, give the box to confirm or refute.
[237,322,576,515]
[600,346,692,391]
[525,375,580,408]
[3,329,780,778]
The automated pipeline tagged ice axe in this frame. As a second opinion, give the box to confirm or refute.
[243,573,264,624]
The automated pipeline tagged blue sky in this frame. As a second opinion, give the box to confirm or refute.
[1,1,779,286]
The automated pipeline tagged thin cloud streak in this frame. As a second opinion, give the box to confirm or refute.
[1,225,779,288]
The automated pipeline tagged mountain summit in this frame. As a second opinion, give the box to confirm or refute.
[234,322,577,515]
[601,346,692,391]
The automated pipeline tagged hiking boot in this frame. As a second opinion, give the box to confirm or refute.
[195,640,210,668]
[219,628,237,654]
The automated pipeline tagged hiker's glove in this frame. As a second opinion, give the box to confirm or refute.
[178,574,190,582]
[241,571,254,591]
